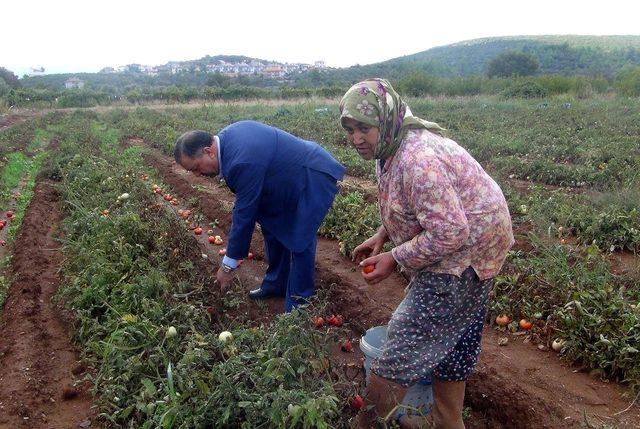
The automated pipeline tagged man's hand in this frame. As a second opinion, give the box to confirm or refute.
[216,267,234,292]
[352,230,387,264]
[360,251,397,285]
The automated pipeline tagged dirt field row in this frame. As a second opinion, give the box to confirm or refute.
[0,124,638,428]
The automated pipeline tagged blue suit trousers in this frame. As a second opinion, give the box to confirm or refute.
[261,227,317,312]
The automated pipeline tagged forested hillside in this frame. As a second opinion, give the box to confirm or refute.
[294,35,640,85]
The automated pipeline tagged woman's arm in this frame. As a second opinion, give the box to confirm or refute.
[391,155,469,271]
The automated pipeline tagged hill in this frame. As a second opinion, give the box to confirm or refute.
[16,35,640,91]
[294,35,640,85]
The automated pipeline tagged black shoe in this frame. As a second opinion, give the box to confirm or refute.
[248,288,277,300]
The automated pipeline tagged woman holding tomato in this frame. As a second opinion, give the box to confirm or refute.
[341,79,514,429]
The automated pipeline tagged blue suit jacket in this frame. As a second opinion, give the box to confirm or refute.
[219,121,345,258]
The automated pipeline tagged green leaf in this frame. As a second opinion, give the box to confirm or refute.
[141,378,157,396]
[195,379,210,395]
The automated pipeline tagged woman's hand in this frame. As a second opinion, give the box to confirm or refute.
[352,228,388,264]
[360,251,397,284]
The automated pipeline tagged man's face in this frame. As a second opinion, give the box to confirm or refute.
[180,143,219,177]
[342,117,379,160]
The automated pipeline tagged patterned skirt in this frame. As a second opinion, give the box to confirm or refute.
[371,267,493,386]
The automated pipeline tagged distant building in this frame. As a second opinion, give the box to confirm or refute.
[168,61,187,74]
[154,64,171,74]
[64,77,85,89]
[263,64,285,78]
[99,58,325,79]
[139,65,158,76]
[27,67,45,77]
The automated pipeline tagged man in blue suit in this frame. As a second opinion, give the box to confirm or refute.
[174,120,345,312]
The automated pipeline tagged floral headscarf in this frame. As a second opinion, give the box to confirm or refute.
[339,78,444,160]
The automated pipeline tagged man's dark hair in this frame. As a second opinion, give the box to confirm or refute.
[174,130,214,164]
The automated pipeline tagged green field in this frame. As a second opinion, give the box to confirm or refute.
[1,95,639,427]
[101,95,640,392]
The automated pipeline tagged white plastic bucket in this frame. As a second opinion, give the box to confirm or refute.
[360,325,433,417]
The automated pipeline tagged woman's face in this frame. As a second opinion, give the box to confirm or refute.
[342,117,380,160]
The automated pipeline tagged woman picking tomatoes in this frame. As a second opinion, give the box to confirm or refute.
[342,79,514,429]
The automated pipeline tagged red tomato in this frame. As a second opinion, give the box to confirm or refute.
[495,315,510,327]
[208,236,216,244]
[313,317,325,328]
[519,319,533,330]
[361,265,375,275]
[341,339,353,353]
[327,314,344,327]
[206,306,216,315]
[350,394,363,410]
[194,227,203,235]
[0,240,5,246]
[247,252,254,260]
[163,194,172,201]
[6,211,14,218]
[218,248,226,256]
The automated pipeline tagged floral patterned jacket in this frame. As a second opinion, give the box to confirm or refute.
[379,129,514,280]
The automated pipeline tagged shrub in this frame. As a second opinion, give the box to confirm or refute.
[501,80,548,98]
[0,77,10,97]
[396,72,440,96]
[615,66,640,97]
[57,90,98,108]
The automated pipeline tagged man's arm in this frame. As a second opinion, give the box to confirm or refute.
[224,162,267,261]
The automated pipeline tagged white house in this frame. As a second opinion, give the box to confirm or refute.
[64,77,85,89]
[27,67,45,77]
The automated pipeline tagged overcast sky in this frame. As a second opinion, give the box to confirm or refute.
[3,0,640,76]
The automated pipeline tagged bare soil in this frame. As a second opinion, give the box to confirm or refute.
[0,111,41,133]
[0,180,94,429]
[136,140,640,428]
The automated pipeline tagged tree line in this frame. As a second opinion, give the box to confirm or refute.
[2,59,640,110]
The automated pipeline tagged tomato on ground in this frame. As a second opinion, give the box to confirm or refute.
[519,319,533,330]
[495,315,510,327]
